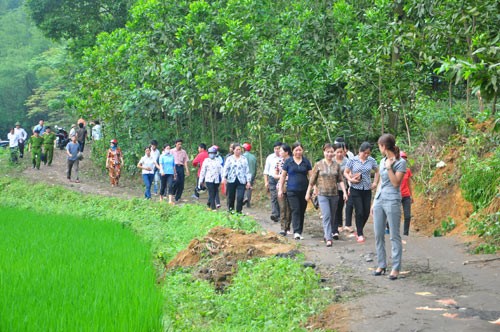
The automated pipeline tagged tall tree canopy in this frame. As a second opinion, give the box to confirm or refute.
[25,0,134,50]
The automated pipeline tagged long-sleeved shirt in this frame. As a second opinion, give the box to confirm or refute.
[223,155,252,184]
[309,159,344,196]
[199,158,223,185]
[192,150,209,177]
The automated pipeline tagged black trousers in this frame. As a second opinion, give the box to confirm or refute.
[160,174,174,196]
[206,182,220,210]
[334,189,345,231]
[226,179,245,213]
[172,165,185,201]
[287,190,307,235]
[350,188,372,236]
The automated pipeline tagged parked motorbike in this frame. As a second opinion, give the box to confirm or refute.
[55,126,69,150]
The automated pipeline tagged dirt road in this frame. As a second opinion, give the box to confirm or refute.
[21,146,500,331]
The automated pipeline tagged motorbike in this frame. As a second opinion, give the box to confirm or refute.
[55,126,69,150]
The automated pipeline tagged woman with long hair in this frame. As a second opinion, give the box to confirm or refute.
[306,143,348,247]
[278,142,312,240]
[344,142,379,243]
[372,134,406,280]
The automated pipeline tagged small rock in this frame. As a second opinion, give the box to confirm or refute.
[436,161,446,168]
[303,262,316,269]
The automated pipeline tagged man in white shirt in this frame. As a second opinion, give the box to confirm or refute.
[14,122,28,158]
[7,127,19,163]
[263,142,282,222]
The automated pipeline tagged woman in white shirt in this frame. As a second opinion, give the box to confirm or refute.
[199,147,223,210]
[137,146,160,199]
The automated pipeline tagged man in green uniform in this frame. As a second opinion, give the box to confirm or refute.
[28,129,44,169]
[242,142,257,208]
[42,126,57,166]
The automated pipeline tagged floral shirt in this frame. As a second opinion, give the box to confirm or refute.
[199,158,223,184]
[223,155,252,184]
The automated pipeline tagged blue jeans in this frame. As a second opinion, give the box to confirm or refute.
[373,198,402,271]
[142,173,154,199]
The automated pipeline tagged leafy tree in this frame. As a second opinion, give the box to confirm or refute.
[25,0,134,51]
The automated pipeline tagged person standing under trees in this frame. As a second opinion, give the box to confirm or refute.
[199,147,223,211]
[42,126,57,166]
[264,142,283,222]
[66,135,80,183]
[14,122,28,158]
[76,123,88,152]
[28,129,44,170]
[7,128,19,163]
[158,144,176,204]
[137,146,160,200]
[344,142,379,243]
[150,140,161,196]
[242,142,257,208]
[91,121,102,140]
[399,151,413,237]
[192,143,209,199]
[275,143,292,236]
[372,134,406,280]
[306,143,348,247]
[171,139,190,203]
[278,142,312,240]
[222,144,252,214]
[106,139,123,187]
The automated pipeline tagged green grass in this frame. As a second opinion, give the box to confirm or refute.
[164,257,331,331]
[0,174,334,331]
[0,206,163,331]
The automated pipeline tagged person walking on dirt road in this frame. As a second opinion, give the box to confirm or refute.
[344,142,379,243]
[278,142,312,240]
[222,143,252,214]
[66,135,80,183]
[306,143,348,246]
[400,151,413,236]
[138,146,160,200]
[372,134,406,280]
[42,126,57,166]
[106,139,123,187]
[171,139,190,202]
[264,142,283,222]
[14,122,28,158]
[28,129,44,170]
[275,143,292,236]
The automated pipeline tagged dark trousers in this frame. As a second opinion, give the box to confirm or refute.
[18,141,25,157]
[226,179,246,213]
[78,140,85,152]
[193,176,206,198]
[402,196,412,235]
[206,182,220,210]
[287,190,307,235]
[345,190,354,227]
[67,159,79,180]
[142,173,154,199]
[334,189,345,229]
[160,174,174,196]
[269,176,280,218]
[172,165,185,201]
[350,188,372,236]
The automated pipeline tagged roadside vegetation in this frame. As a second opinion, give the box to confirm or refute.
[0,153,334,330]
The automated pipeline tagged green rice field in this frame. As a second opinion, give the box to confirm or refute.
[0,206,163,331]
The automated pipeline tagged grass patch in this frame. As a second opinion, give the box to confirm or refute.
[0,206,163,331]
[164,257,332,331]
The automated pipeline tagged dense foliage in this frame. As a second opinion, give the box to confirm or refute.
[68,0,498,163]
[0,0,52,136]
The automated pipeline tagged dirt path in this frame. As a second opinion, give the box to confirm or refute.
[20,145,500,331]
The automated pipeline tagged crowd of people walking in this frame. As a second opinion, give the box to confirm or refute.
[5,120,413,278]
